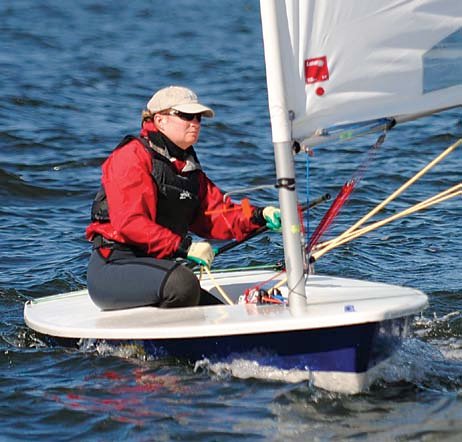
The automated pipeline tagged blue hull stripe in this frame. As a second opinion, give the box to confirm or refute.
[143,319,406,373]
[43,318,407,374]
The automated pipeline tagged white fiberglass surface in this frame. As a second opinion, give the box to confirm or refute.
[24,272,428,340]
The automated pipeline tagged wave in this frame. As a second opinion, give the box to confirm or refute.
[0,168,82,198]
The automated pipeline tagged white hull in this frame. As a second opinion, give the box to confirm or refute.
[24,270,427,394]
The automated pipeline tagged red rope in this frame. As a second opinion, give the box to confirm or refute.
[307,180,356,251]
[306,132,387,252]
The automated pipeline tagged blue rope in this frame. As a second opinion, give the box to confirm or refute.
[305,152,310,247]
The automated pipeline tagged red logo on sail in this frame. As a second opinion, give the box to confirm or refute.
[305,56,329,84]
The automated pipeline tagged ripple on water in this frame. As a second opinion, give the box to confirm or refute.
[1,0,462,440]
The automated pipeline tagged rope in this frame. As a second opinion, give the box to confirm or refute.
[311,183,462,261]
[249,268,286,292]
[305,151,311,248]
[315,138,462,252]
[201,266,234,305]
[307,131,387,252]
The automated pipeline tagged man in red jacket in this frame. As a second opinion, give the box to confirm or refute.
[86,86,280,310]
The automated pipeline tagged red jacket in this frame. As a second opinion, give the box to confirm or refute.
[86,122,262,258]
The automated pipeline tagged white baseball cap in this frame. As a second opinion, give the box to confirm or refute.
[146,86,214,117]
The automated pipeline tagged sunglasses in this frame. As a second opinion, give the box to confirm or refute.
[168,110,202,122]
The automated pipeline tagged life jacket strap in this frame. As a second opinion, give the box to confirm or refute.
[92,234,133,251]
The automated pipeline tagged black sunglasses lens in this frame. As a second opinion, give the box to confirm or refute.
[176,111,201,122]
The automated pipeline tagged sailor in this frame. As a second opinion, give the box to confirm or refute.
[86,86,281,310]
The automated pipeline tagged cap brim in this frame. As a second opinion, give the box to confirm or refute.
[172,103,215,118]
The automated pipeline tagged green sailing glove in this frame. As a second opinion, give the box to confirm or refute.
[263,206,282,231]
[187,242,215,268]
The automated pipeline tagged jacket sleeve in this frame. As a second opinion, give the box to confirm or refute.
[101,141,183,258]
[189,172,263,241]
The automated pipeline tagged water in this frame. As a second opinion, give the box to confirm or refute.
[1,1,462,440]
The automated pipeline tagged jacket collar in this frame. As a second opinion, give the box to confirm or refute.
[141,125,201,172]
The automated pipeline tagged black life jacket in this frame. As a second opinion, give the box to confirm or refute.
[91,135,201,238]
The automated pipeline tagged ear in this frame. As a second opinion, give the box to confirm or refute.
[153,113,165,130]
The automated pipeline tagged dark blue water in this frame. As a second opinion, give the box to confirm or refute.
[1,1,462,440]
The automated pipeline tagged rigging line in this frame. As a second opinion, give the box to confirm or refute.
[302,117,395,149]
[223,184,275,202]
[201,264,281,273]
[311,183,462,261]
[307,180,355,251]
[213,193,330,257]
[307,131,388,252]
[284,268,308,303]
[353,132,387,184]
[246,268,286,293]
[270,263,308,299]
[409,183,462,210]
[305,150,310,249]
[201,266,234,305]
[315,138,462,251]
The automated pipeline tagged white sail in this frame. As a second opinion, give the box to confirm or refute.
[261,0,462,146]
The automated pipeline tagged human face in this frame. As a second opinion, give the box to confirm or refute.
[156,110,202,150]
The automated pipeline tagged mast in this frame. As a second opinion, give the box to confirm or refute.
[260,0,307,310]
